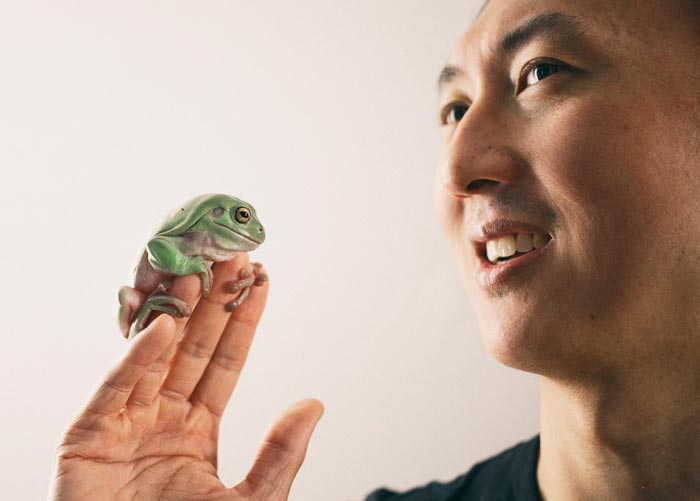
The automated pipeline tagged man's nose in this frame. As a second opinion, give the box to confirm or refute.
[439,104,521,197]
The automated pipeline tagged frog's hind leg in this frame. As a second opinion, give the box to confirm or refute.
[118,286,147,338]
[131,293,192,338]
[224,262,268,312]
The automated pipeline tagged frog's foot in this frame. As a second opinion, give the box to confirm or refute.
[131,294,192,337]
[225,262,268,312]
[118,285,147,339]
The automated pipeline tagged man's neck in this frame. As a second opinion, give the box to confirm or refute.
[536,367,700,501]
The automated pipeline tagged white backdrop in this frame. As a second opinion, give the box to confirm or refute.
[0,1,540,499]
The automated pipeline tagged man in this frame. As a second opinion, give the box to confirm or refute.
[50,0,700,499]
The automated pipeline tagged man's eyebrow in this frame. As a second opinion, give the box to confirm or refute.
[438,65,464,89]
[499,12,585,56]
[438,12,586,89]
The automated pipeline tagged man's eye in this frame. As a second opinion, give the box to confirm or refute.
[520,61,564,90]
[440,103,469,125]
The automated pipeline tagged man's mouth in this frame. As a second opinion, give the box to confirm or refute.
[469,219,555,290]
[483,232,552,264]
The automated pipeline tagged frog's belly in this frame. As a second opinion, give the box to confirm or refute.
[202,247,239,262]
[186,233,248,262]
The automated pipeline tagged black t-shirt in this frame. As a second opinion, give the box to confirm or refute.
[364,435,542,501]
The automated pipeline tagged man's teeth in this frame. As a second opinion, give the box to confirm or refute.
[485,233,551,264]
[533,233,550,249]
[516,233,533,253]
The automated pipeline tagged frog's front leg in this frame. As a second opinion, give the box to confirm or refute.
[147,237,214,296]
[225,262,268,312]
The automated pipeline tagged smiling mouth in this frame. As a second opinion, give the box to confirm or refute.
[481,232,553,264]
[213,222,262,244]
[474,234,553,291]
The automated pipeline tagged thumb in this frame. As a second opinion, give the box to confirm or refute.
[240,399,324,499]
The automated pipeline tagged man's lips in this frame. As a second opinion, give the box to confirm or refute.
[475,243,552,290]
[469,219,552,259]
[468,219,554,290]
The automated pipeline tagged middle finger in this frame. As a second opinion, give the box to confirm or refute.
[159,253,252,403]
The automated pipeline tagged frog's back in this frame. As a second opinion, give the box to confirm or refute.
[157,194,236,237]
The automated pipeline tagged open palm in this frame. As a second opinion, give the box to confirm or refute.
[50,255,323,500]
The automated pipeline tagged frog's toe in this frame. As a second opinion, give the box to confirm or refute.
[168,301,192,318]
[251,262,268,286]
[225,286,251,312]
[223,264,266,311]
[200,267,214,297]
[192,259,213,297]
[226,265,256,293]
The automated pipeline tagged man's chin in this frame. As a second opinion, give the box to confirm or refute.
[477,316,553,374]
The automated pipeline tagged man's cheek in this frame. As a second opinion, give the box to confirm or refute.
[539,98,635,208]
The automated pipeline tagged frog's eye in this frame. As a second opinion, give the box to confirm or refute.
[211,207,225,218]
[235,207,251,223]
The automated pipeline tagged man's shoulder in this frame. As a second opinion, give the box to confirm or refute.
[364,434,541,501]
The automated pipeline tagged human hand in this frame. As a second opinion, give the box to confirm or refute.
[50,254,323,500]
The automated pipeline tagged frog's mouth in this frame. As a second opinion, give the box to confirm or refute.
[214,222,263,245]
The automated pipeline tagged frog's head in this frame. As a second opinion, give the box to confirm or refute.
[190,198,265,252]
[157,193,265,251]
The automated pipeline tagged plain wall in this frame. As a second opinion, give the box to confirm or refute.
[0,1,540,499]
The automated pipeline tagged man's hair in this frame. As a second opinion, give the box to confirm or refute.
[476,0,699,38]
[679,0,700,78]
[678,0,700,38]
[675,0,700,152]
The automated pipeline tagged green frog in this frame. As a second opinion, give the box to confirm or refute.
[118,193,266,339]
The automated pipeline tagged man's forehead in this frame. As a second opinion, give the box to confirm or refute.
[441,0,671,81]
[457,0,669,58]
[439,1,594,91]
[454,0,593,60]
[438,0,699,116]
[474,0,606,25]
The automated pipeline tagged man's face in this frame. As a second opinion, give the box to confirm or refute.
[435,0,700,374]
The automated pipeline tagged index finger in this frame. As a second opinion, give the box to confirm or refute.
[85,315,176,416]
